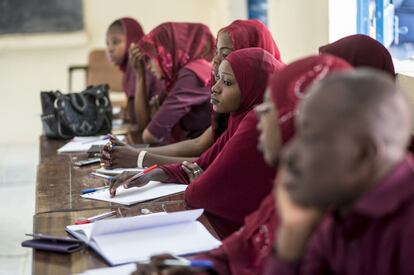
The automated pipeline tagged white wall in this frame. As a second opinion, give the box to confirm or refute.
[329,0,357,42]
[268,0,330,62]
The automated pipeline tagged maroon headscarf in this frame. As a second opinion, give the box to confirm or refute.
[319,34,395,78]
[139,22,215,90]
[218,19,281,60]
[319,35,414,153]
[212,19,282,140]
[112,18,145,98]
[161,48,284,238]
[194,55,352,275]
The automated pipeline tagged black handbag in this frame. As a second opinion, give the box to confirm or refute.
[40,84,112,139]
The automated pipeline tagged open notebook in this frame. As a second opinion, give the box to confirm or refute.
[81,181,187,205]
[57,135,125,153]
[66,209,221,266]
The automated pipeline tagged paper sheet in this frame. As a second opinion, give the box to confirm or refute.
[57,135,125,153]
[77,263,136,275]
[67,209,221,266]
[94,221,221,265]
[81,181,187,205]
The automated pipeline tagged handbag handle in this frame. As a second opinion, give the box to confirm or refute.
[70,93,88,113]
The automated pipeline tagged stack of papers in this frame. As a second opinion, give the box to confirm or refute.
[57,135,125,153]
[66,209,221,265]
[81,181,187,205]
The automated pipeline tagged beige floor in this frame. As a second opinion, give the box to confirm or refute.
[0,142,38,275]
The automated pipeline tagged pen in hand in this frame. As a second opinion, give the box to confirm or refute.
[109,164,158,197]
[123,164,158,187]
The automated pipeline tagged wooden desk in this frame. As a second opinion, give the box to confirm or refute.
[33,136,217,274]
[36,136,184,214]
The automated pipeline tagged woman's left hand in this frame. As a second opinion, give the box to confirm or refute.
[181,161,204,182]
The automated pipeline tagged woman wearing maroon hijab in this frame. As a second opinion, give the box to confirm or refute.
[110,48,284,238]
[106,17,164,123]
[134,55,352,275]
[133,23,214,144]
[318,35,414,155]
[128,22,215,145]
[319,34,395,78]
[102,19,282,168]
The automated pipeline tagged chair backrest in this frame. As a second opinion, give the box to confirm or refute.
[87,49,123,92]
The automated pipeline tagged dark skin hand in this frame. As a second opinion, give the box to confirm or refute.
[101,135,140,168]
[133,254,210,275]
[181,161,204,182]
[109,168,168,197]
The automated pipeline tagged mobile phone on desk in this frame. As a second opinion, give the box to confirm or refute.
[87,145,104,158]
[74,158,101,167]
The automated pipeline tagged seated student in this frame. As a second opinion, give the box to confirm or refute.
[319,34,395,77]
[133,55,352,275]
[317,34,414,155]
[110,48,284,238]
[106,17,164,124]
[115,22,214,146]
[101,19,281,168]
[264,69,414,275]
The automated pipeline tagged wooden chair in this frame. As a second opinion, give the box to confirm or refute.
[68,49,126,107]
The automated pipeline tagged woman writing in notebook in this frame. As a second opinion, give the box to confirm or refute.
[134,55,352,275]
[111,47,284,239]
[101,19,281,168]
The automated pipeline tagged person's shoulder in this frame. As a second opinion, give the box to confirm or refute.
[231,111,260,137]
[173,67,210,92]
[239,111,259,126]
[177,67,197,78]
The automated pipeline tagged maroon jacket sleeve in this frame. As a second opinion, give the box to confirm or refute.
[146,68,210,142]
[263,225,330,275]
[185,112,275,224]
[160,124,232,185]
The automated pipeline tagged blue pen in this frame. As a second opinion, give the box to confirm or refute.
[81,186,108,194]
[162,259,214,268]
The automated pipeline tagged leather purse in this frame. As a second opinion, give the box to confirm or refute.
[40,84,112,139]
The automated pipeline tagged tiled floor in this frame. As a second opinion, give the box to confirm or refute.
[0,142,38,275]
